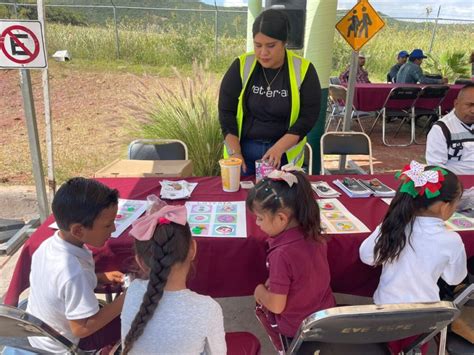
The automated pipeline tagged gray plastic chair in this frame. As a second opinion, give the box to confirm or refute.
[286,302,459,355]
[128,139,188,160]
[320,131,374,175]
[0,304,91,354]
[303,143,313,175]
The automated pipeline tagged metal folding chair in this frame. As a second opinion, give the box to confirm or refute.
[0,304,93,354]
[286,302,459,355]
[411,85,449,143]
[320,132,374,175]
[128,138,188,160]
[303,143,313,175]
[368,86,421,146]
[326,85,374,133]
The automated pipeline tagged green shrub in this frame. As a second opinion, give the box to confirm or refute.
[127,64,223,176]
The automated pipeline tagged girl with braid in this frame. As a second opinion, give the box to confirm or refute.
[121,205,226,354]
[247,165,335,339]
[360,161,467,355]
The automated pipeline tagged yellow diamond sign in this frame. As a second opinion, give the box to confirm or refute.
[336,0,385,51]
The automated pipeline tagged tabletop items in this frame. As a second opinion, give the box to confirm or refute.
[333,177,395,198]
[160,180,198,200]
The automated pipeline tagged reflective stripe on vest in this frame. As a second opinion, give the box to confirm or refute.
[225,50,310,167]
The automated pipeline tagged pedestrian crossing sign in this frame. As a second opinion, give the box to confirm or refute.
[336,0,385,51]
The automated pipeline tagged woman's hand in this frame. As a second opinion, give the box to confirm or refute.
[262,144,285,169]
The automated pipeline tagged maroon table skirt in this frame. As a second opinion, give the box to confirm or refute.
[4,175,474,306]
[353,83,463,113]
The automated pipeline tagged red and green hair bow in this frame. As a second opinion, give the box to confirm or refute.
[395,160,448,199]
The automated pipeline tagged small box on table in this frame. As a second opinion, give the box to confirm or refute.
[94,159,193,178]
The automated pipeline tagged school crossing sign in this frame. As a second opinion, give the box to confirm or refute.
[0,20,47,68]
[336,0,385,51]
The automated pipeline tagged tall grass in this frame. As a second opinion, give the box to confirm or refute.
[125,64,223,176]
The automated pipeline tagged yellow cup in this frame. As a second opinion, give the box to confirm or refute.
[219,158,242,192]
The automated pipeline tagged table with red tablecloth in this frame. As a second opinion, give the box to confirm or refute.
[353,83,463,113]
[4,175,474,307]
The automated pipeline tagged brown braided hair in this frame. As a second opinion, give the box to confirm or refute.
[122,222,192,354]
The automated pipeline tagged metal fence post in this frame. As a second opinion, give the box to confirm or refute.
[428,5,441,54]
[111,0,120,59]
[214,0,218,58]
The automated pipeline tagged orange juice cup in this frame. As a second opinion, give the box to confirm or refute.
[219,158,242,192]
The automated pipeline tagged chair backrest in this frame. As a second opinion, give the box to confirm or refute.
[303,143,313,175]
[287,302,459,355]
[328,84,347,103]
[415,85,450,112]
[0,304,81,354]
[383,86,421,111]
[128,139,188,160]
[320,132,373,174]
[329,76,341,85]
[454,78,473,85]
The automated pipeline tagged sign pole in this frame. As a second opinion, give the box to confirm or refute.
[19,69,50,222]
[37,0,56,195]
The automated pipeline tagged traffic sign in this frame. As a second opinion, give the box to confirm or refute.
[336,0,385,51]
[0,20,47,68]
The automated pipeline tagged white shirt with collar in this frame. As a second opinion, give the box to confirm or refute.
[26,231,100,353]
[360,216,467,305]
[426,110,474,175]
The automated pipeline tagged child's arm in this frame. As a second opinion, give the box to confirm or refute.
[68,293,125,338]
[96,271,124,285]
[254,284,287,314]
[359,225,380,266]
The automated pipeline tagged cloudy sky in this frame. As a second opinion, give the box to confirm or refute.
[216,0,473,21]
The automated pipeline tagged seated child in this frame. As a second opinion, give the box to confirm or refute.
[247,166,335,339]
[26,177,125,353]
[360,162,467,355]
[121,205,226,354]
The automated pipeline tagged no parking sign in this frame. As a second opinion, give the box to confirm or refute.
[0,20,47,68]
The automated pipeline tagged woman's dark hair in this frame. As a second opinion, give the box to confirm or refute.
[122,223,192,354]
[373,167,462,265]
[246,171,325,241]
[52,177,119,230]
[252,9,289,42]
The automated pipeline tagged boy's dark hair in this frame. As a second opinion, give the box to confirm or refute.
[246,171,325,242]
[374,167,462,265]
[52,177,119,230]
[122,223,192,355]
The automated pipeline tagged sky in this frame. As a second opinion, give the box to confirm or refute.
[214,0,474,21]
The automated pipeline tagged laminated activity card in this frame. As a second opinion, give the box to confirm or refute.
[317,199,370,234]
[185,201,247,238]
[49,198,148,238]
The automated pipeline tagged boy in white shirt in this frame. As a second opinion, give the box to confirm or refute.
[26,177,125,353]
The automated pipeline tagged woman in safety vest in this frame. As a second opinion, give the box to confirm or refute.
[218,8,321,175]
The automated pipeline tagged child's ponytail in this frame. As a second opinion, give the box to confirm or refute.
[123,206,192,354]
[374,162,461,265]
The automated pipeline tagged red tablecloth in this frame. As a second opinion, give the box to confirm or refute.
[353,83,462,113]
[4,175,474,306]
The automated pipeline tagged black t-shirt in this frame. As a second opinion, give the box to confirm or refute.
[218,53,321,142]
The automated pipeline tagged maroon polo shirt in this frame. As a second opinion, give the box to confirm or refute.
[267,227,335,337]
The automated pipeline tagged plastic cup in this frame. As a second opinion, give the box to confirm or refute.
[219,158,242,192]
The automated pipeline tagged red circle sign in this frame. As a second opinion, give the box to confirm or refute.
[0,25,40,64]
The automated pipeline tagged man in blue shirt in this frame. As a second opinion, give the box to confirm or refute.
[387,50,409,83]
[396,49,447,84]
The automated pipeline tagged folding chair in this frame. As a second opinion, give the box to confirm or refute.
[128,139,188,160]
[320,132,374,175]
[412,85,449,143]
[285,302,459,355]
[0,304,92,354]
[368,86,422,147]
[329,76,341,85]
[326,85,374,133]
[454,79,473,85]
[302,143,313,175]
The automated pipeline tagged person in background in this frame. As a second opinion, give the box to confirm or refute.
[339,52,371,84]
[426,83,474,175]
[247,167,335,342]
[121,205,227,354]
[218,9,321,175]
[360,161,466,355]
[387,50,409,83]
[396,48,447,84]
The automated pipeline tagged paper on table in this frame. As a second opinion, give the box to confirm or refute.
[317,198,370,234]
